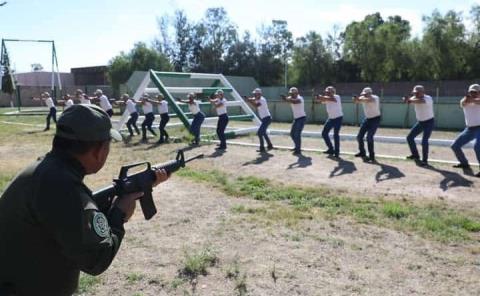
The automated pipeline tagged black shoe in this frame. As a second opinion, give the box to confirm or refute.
[157,139,165,144]
[43,127,50,131]
[354,152,366,158]
[418,160,429,167]
[406,155,419,160]
[364,156,376,163]
[453,163,470,169]
[140,138,148,143]
[323,150,334,155]
[267,145,274,151]
[257,147,266,153]
[292,150,301,155]
[216,146,226,150]
[475,172,480,178]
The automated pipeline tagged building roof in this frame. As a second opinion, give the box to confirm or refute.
[14,71,74,87]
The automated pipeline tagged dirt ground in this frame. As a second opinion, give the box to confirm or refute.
[1,118,479,295]
[84,139,480,296]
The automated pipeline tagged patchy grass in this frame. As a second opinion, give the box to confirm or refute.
[225,259,248,296]
[177,168,480,243]
[126,272,144,285]
[74,273,101,295]
[178,247,218,281]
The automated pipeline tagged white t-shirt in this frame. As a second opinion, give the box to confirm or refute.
[257,97,271,119]
[99,95,112,111]
[65,99,74,110]
[215,98,228,116]
[188,100,200,115]
[463,103,480,127]
[45,97,55,109]
[290,95,306,119]
[80,97,91,104]
[126,99,137,114]
[414,95,434,121]
[158,101,168,114]
[324,95,343,119]
[362,95,381,119]
[142,101,153,114]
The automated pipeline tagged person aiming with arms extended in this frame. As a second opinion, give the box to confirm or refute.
[94,89,113,117]
[33,91,57,131]
[115,94,140,138]
[403,85,435,167]
[353,87,381,162]
[210,89,229,150]
[138,94,158,143]
[246,88,274,152]
[0,104,169,295]
[316,86,343,158]
[282,87,306,155]
[177,92,205,146]
[451,84,480,177]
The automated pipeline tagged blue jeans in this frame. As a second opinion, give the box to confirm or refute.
[451,126,480,166]
[159,113,170,142]
[357,116,381,158]
[257,116,273,149]
[217,114,229,148]
[141,112,156,139]
[190,112,205,143]
[290,116,306,152]
[406,118,434,161]
[127,112,140,136]
[322,116,343,156]
[46,107,57,129]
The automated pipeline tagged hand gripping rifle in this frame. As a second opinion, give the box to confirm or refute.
[92,150,203,220]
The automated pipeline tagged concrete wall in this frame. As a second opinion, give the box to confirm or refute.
[264,98,466,131]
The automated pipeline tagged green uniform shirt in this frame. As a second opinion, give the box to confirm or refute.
[0,150,126,296]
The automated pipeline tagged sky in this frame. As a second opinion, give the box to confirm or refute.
[0,0,478,73]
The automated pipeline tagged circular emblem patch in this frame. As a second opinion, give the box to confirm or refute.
[93,212,110,238]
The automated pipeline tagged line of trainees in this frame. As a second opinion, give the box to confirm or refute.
[280,84,480,177]
[34,84,480,177]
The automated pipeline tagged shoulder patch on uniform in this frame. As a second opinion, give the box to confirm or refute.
[92,212,110,238]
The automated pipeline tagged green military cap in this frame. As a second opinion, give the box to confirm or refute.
[56,104,121,141]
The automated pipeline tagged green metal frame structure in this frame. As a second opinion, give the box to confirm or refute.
[113,70,260,138]
[1,39,62,110]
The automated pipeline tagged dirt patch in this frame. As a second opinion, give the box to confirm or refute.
[89,178,480,295]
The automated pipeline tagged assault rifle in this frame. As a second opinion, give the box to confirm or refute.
[92,150,203,220]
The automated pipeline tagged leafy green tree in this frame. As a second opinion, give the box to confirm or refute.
[108,42,171,93]
[224,31,257,76]
[290,31,332,86]
[422,10,467,80]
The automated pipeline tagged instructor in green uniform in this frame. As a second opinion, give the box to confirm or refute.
[0,104,168,296]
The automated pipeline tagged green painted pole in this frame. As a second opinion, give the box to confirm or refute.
[149,70,191,130]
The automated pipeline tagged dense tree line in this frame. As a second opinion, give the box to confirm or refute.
[108,6,480,90]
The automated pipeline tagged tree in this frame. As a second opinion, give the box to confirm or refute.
[343,13,386,82]
[224,31,257,77]
[290,31,332,86]
[31,63,43,72]
[108,42,171,93]
[422,10,467,80]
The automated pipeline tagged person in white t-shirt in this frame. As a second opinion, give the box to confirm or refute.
[451,84,480,177]
[209,89,229,150]
[155,94,170,144]
[115,94,140,137]
[353,87,381,162]
[94,89,113,117]
[316,86,343,158]
[246,88,274,152]
[139,94,157,142]
[62,94,74,110]
[403,85,434,166]
[75,89,91,105]
[33,92,57,131]
[282,87,305,155]
[177,92,205,146]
